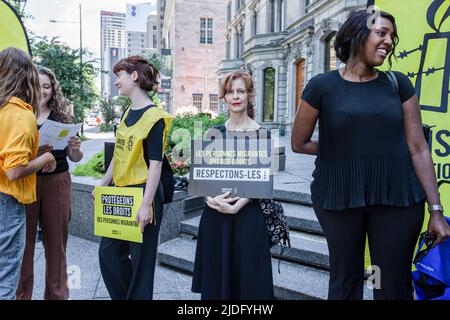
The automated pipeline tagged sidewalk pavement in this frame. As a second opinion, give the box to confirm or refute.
[29,126,316,300]
[30,235,200,300]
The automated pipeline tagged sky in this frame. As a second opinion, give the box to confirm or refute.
[23,0,156,60]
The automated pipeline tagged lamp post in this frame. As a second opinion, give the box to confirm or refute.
[49,4,84,134]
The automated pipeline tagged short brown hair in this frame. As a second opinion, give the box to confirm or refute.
[220,71,255,119]
[113,55,159,92]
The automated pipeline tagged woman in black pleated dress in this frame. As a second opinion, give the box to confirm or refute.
[291,10,450,300]
[191,71,274,300]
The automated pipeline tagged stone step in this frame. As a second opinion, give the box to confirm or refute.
[183,196,205,214]
[281,202,323,235]
[158,237,373,300]
[179,215,201,237]
[271,230,329,269]
[179,216,329,269]
[274,187,312,205]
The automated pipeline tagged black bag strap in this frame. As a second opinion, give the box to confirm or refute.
[385,71,434,144]
[386,70,399,93]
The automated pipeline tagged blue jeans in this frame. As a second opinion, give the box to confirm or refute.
[0,192,26,300]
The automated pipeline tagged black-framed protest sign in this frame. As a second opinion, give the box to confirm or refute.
[188,128,274,198]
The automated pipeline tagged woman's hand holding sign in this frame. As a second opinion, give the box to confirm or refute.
[207,191,250,214]
[135,204,152,233]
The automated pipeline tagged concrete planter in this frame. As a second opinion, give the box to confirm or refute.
[69,178,195,244]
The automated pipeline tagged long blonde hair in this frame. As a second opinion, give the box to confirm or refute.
[37,66,74,124]
[0,47,41,112]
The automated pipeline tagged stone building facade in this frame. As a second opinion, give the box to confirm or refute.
[162,0,226,115]
[218,0,367,134]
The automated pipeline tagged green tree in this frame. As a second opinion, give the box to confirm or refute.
[113,95,131,114]
[99,96,116,131]
[5,0,26,19]
[147,53,162,71]
[32,36,99,123]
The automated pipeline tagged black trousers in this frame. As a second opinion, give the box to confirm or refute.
[314,201,424,300]
[99,185,164,300]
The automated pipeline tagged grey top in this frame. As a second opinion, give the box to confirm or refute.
[301,70,425,210]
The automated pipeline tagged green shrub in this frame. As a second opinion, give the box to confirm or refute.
[73,152,104,178]
[167,112,228,154]
[99,123,114,132]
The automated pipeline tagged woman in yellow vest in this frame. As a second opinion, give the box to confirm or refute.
[96,56,172,300]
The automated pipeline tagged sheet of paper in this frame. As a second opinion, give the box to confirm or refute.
[38,119,82,150]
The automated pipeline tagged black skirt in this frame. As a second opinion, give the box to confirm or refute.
[191,200,274,300]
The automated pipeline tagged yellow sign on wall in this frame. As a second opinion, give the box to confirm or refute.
[94,186,143,243]
[373,0,450,219]
[0,0,31,53]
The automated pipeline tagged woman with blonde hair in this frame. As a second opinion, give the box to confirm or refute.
[0,47,56,300]
[16,66,83,300]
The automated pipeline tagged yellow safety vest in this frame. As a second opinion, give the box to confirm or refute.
[113,106,173,187]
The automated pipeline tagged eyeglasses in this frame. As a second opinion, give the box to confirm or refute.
[413,232,437,264]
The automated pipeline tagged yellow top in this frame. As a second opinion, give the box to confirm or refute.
[0,97,38,204]
[113,106,173,187]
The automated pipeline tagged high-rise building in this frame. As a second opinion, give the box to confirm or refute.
[157,0,167,50]
[126,2,158,57]
[100,11,126,99]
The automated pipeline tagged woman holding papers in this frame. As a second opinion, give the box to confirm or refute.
[291,10,450,300]
[191,71,274,300]
[96,56,173,300]
[17,66,83,300]
[0,48,56,300]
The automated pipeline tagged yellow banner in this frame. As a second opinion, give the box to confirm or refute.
[374,0,450,219]
[94,186,143,243]
[0,0,30,53]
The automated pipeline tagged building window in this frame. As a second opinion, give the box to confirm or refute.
[153,25,157,30]
[278,0,285,31]
[263,68,275,122]
[200,18,213,44]
[252,11,258,36]
[325,32,337,72]
[304,0,311,13]
[153,34,157,48]
[269,0,275,32]
[193,93,203,111]
[209,94,218,112]
[239,27,245,56]
[235,32,240,58]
